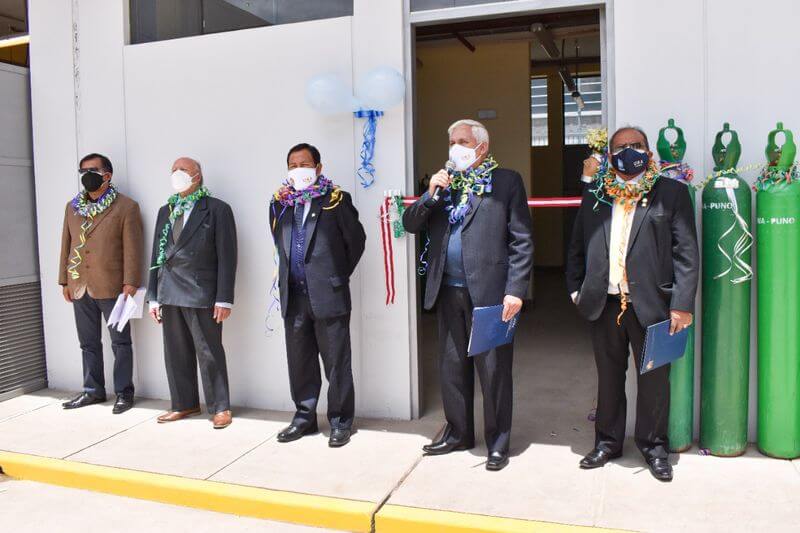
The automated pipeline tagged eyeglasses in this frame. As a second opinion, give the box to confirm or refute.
[611,142,646,155]
[78,167,107,174]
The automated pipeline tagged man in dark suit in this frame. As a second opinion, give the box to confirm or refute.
[147,157,237,429]
[403,119,533,471]
[269,143,366,447]
[567,126,699,481]
[59,153,143,414]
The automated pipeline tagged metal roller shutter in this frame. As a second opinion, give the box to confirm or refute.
[0,281,47,401]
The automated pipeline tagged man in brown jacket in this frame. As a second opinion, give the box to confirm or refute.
[59,153,144,413]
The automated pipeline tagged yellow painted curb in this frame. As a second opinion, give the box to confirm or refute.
[0,451,373,532]
[375,504,627,533]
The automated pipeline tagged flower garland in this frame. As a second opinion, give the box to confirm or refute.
[445,155,498,224]
[589,158,661,210]
[67,185,118,280]
[150,186,210,270]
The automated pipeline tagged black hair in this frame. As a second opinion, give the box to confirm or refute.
[286,143,321,166]
[80,153,113,174]
[609,126,650,150]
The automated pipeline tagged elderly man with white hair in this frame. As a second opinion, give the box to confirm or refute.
[403,119,533,471]
[147,157,238,430]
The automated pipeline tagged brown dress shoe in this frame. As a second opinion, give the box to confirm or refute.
[157,408,201,423]
[212,410,232,429]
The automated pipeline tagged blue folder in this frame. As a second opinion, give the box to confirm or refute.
[640,318,689,374]
[467,305,518,356]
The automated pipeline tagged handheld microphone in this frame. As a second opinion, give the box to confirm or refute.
[432,161,456,202]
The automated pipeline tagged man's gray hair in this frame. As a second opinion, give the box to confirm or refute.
[448,119,490,145]
[610,125,650,150]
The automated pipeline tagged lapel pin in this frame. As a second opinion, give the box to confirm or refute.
[641,197,648,207]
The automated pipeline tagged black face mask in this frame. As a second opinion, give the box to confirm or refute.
[611,147,650,175]
[81,171,105,193]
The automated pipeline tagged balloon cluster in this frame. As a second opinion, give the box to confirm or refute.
[305,66,406,188]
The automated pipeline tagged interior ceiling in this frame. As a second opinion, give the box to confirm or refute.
[0,0,26,23]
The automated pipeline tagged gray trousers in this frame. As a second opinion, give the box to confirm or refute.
[72,294,134,398]
[161,305,230,414]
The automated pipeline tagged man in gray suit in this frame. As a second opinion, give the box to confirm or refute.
[147,157,237,429]
[403,119,533,471]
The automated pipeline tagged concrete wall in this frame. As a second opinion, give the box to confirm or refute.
[28,0,414,419]
[0,62,36,285]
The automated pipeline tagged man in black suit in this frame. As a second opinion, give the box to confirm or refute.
[147,157,237,430]
[270,143,366,447]
[403,119,533,471]
[567,126,699,481]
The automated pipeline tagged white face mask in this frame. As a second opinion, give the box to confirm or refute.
[288,167,318,191]
[449,142,482,171]
[171,170,196,193]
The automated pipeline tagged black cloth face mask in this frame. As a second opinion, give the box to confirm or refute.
[81,171,105,192]
[611,147,650,175]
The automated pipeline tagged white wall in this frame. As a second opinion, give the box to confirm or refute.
[612,0,800,439]
[29,0,414,419]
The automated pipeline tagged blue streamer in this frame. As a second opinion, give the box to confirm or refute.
[354,109,384,188]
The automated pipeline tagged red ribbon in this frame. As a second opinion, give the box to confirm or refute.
[399,196,582,208]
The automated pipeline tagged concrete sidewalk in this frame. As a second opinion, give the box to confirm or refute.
[2,389,800,532]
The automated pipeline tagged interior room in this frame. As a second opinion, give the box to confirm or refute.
[412,9,603,451]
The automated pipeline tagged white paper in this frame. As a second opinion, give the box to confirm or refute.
[115,288,146,332]
[106,294,127,329]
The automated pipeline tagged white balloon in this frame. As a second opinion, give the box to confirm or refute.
[305,73,353,115]
[356,66,406,111]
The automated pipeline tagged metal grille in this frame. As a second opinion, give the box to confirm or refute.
[0,282,47,399]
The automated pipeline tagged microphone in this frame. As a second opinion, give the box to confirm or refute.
[432,161,455,202]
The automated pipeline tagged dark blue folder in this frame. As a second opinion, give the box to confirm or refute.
[640,318,689,374]
[467,305,518,356]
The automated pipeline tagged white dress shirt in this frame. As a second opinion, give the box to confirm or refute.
[150,204,232,310]
[571,172,643,303]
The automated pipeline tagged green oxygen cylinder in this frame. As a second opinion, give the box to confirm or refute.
[657,119,695,453]
[699,123,753,456]
[757,122,800,459]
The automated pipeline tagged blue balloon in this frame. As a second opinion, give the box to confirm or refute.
[356,66,406,111]
[305,73,352,115]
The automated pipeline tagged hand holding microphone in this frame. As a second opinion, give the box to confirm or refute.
[429,161,454,201]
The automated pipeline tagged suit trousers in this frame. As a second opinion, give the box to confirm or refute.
[437,286,514,454]
[161,305,230,414]
[72,294,134,398]
[283,287,355,430]
[590,296,670,459]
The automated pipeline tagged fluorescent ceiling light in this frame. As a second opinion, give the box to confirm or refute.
[0,34,29,49]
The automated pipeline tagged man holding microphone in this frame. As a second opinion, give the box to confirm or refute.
[403,119,533,471]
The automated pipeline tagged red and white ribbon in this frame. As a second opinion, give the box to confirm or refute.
[379,196,396,305]
[399,196,582,208]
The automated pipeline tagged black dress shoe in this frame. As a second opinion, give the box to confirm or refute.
[422,439,474,456]
[579,448,622,469]
[276,423,318,443]
[62,392,106,410]
[112,394,134,414]
[486,451,509,471]
[646,457,673,482]
[329,428,351,448]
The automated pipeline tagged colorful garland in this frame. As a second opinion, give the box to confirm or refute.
[150,186,210,270]
[660,161,695,184]
[67,185,118,280]
[756,163,799,191]
[589,158,661,210]
[445,155,498,224]
[273,175,336,207]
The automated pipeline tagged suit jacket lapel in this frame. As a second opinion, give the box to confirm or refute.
[626,181,658,254]
[461,194,483,231]
[599,201,612,250]
[281,206,293,260]
[169,197,209,257]
[85,199,117,237]
[304,195,327,260]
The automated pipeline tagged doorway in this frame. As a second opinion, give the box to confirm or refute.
[410,8,603,450]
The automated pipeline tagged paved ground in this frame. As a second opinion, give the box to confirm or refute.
[0,475,332,532]
[2,272,800,531]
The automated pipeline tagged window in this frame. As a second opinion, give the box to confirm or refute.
[411,0,521,11]
[563,75,602,145]
[530,77,548,147]
[129,0,353,45]
[0,0,28,67]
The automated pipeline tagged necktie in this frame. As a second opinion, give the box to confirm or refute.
[172,213,184,242]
